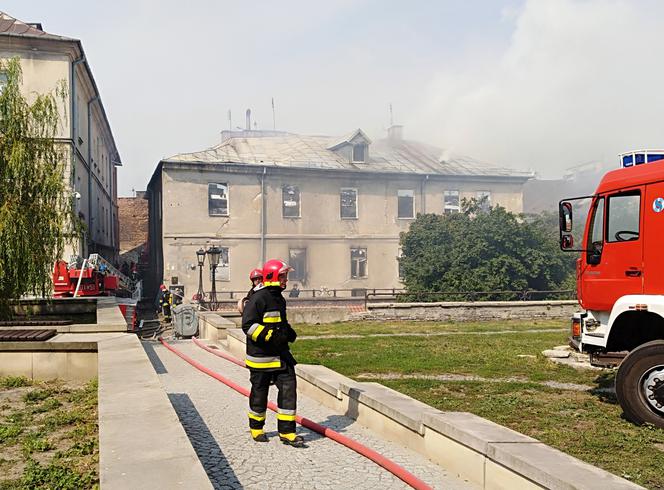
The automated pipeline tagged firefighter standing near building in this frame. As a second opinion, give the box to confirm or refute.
[159,284,172,322]
[242,259,303,447]
[237,268,263,314]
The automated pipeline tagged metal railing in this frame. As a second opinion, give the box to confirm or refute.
[186,288,576,312]
[366,289,576,304]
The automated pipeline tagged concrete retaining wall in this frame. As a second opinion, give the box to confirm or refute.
[0,342,97,382]
[363,300,578,322]
[220,328,640,490]
[198,311,235,342]
[0,298,212,489]
[98,334,212,489]
[211,300,578,325]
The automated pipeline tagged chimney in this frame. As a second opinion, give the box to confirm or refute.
[387,125,403,142]
[245,109,251,130]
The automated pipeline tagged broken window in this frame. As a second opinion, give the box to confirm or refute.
[282,185,301,218]
[340,188,358,219]
[289,248,306,282]
[398,189,414,218]
[350,248,367,278]
[208,183,229,216]
[444,190,460,214]
[210,247,230,281]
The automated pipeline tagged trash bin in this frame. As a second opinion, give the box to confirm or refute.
[172,304,198,338]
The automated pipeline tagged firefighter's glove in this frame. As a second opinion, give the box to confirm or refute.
[286,324,297,343]
[270,327,290,350]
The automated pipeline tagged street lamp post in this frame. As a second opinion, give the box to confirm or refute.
[195,248,206,304]
[207,245,221,310]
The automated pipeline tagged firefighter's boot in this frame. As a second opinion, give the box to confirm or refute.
[279,432,305,447]
[251,429,268,442]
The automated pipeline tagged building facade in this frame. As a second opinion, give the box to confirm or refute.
[0,12,122,261]
[147,126,531,299]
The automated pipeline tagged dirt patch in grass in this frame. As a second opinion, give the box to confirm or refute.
[0,376,98,489]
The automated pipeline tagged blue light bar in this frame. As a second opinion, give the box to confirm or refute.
[619,150,664,168]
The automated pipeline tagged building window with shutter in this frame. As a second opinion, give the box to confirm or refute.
[397,189,414,219]
[340,188,358,219]
[350,248,367,278]
[289,248,306,282]
[208,183,229,216]
[282,185,301,218]
[444,190,460,214]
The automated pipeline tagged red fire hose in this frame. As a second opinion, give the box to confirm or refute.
[159,337,432,490]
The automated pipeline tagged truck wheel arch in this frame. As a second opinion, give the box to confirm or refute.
[606,310,664,352]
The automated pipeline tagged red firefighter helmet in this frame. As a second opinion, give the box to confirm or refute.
[160,284,167,291]
[249,268,263,281]
[262,259,293,287]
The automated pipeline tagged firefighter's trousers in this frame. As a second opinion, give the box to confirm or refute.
[248,364,297,435]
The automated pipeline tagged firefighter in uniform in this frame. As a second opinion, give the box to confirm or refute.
[241,259,303,447]
[159,284,172,322]
[237,268,263,314]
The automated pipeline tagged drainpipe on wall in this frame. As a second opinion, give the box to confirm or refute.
[87,95,100,253]
[421,174,429,214]
[70,56,86,255]
[260,166,267,264]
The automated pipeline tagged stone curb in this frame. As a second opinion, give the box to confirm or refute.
[220,326,642,489]
[97,334,212,489]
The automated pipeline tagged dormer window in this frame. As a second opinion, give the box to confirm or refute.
[327,128,372,164]
[352,143,367,163]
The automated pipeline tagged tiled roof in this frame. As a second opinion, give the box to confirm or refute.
[164,130,532,179]
[0,12,75,41]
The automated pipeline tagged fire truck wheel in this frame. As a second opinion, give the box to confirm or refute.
[616,340,664,428]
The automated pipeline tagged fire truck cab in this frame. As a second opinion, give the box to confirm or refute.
[560,150,664,427]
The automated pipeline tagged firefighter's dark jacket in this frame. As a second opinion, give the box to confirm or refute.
[241,285,297,371]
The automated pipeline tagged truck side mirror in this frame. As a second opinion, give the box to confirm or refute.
[559,202,573,233]
[561,234,574,250]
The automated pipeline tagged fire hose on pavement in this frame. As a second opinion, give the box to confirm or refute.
[159,336,432,490]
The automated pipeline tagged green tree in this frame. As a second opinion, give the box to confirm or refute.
[0,58,79,315]
[399,198,575,300]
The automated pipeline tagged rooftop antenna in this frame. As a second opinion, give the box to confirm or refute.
[271,97,276,130]
[389,103,394,126]
[246,108,251,130]
[227,110,232,131]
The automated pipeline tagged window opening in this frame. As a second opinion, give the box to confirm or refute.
[340,188,358,219]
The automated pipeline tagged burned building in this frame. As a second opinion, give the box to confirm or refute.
[146,125,532,298]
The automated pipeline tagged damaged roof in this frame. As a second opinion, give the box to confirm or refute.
[164,130,532,179]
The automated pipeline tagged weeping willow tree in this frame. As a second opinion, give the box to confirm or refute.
[0,57,80,316]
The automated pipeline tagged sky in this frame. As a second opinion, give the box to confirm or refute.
[4,0,664,195]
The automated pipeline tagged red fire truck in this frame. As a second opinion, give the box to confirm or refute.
[559,149,664,427]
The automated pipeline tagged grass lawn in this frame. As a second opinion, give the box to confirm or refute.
[295,318,565,337]
[291,319,664,488]
[0,376,98,489]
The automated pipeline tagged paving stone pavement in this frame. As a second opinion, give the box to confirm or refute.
[144,339,477,490]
